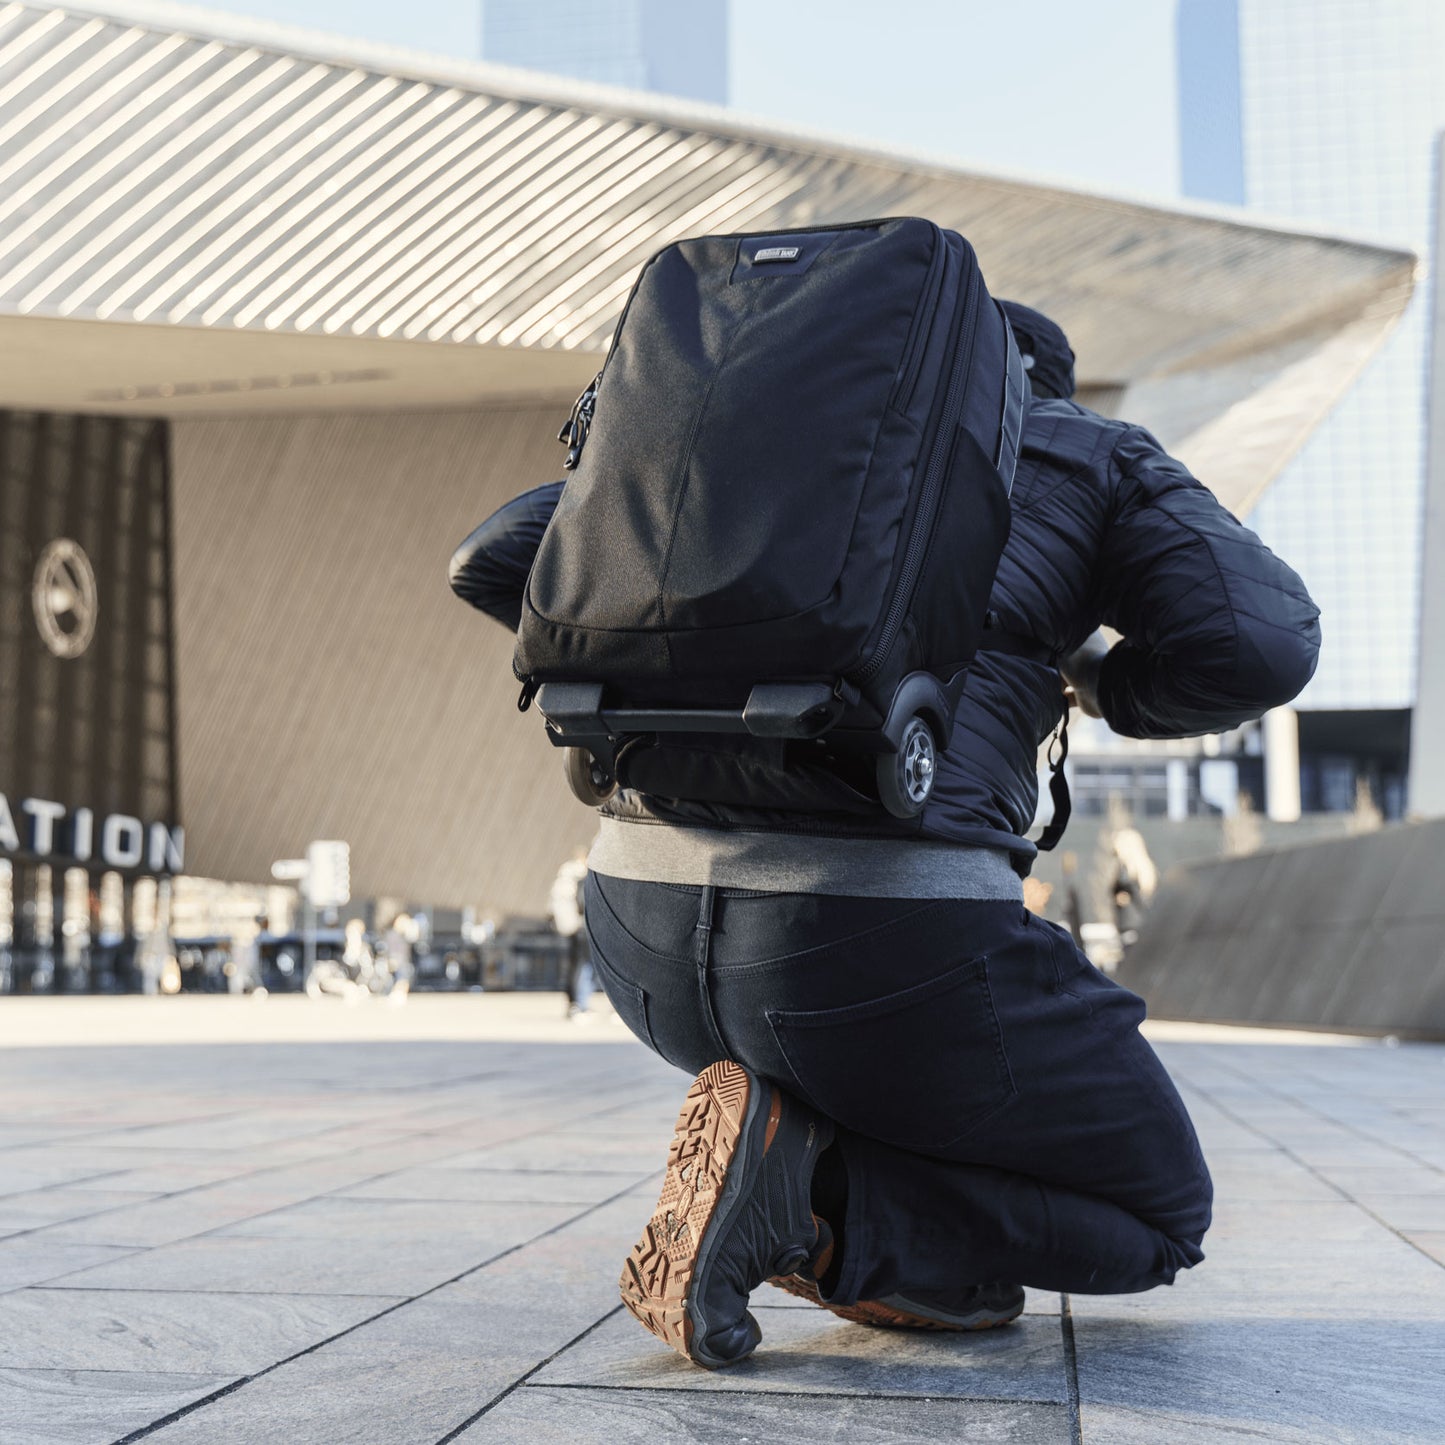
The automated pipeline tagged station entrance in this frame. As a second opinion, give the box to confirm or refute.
[0,410,181,991]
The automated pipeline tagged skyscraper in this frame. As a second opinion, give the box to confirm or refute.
[481,1,728,104]
[1179,0,1445,816]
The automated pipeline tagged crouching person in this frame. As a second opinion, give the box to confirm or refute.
[450,294,1319,1368]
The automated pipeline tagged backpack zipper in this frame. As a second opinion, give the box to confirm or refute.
[889,227,946,414]
[853,258,981,686]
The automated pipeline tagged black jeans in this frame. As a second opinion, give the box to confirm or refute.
[585,874,1212,1303]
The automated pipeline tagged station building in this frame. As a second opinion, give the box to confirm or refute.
[0,0,1417,980]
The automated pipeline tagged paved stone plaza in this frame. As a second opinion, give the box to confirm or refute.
[0,994,1441,1443]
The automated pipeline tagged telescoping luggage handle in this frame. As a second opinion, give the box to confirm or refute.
[534,680,849,809]
[535,668,968,819]
[536,680,851,750]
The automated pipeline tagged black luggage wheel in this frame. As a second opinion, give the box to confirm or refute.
[564,746,618,806]
[876,714,936,818]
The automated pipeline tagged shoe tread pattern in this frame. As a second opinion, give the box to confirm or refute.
[619,1061,752,1363]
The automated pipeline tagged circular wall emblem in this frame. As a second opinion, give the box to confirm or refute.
[32,539,99,659]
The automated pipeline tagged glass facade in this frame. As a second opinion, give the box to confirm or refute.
[1179,0,1445,712]
[481,0,728,104]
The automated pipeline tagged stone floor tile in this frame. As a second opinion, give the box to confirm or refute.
[0,1164,133,1197]
[533,1309,1069,1403]
[65,1163,270,1195]
[66,1112,320,1153]
[1284,1142,1424,1170]
[140,1287,634,1444]
[212,1195,581,1243]
[458,1387,1075,1443]
[0,1288,399,1372]
[1316,1164,1445,1197]
[31,1159,465,1248]
[0,1368,237,1445]
[433,1193,659,1320]
[1073,1200,1445,1321]
[0,1125,102,1148]
[48,1232,546,1298]
[336,1165,649,1205]
[137,1336,536,1445]
[434,1136,667,1173]
[1201,1152,1341,1202]
[1403,1231,1445,1265]
[1072,1316,1445,1443]
[0,1188,162,1236]
[1079,1401,1370,1443]
[32,1188,330,1248]
[0,1241,138,1293]
[1352,1196,1445,1231]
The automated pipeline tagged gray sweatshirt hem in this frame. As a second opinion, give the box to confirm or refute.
[588,817,1024,900]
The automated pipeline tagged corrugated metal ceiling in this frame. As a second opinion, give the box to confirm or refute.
[0,1,1415,386]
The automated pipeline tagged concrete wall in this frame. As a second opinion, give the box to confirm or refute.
[170,400,598,916]
[1117,819,1445,1037]
[1408,135,1445,815]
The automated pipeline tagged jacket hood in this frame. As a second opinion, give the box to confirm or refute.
[999,300,1076,400]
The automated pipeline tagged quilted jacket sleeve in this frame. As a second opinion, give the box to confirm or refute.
[448,481,564,631]
[1092,427,1321,738]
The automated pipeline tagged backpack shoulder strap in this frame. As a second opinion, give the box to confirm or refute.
[975,614,1071,852]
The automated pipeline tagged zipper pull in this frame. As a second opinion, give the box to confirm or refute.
[517,679,538,713]
[558,370,603,470]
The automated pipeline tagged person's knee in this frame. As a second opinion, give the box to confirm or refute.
[1152,1153,1213,1279]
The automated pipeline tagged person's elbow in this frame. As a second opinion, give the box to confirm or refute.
[448,530,487,604]
[448,525,524,631]
[448,528,493,607]
[1231,607,1322,715]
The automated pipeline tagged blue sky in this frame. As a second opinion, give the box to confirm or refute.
[199,0,1183,200]
[729,0,1181,199]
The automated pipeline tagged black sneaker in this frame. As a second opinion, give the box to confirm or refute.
[619,1060,834,1369]
[768,1271,1025,1330]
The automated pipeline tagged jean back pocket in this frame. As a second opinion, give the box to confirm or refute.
[767,955,1015,1152]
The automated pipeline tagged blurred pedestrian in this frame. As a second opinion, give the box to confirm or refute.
[342,917,373,980]
[382,913,413,1002]
[1111,827,1158,951]
[1060,850,1086,949]
[230,916,264,994]
[551,850,593,1019]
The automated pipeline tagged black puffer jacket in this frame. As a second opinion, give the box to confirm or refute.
[452,399,1320,868]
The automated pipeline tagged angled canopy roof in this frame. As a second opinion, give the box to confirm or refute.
[0,0,1418,511]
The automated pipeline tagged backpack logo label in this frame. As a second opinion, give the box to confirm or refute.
[753,246,801,262]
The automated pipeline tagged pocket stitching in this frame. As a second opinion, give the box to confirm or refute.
[977,953,1017,1102]
[588,944,655,1051]
[713,898,953,977]
[765,953,989,1029]
[588,875,687,964]
[1045,923,1095,1015]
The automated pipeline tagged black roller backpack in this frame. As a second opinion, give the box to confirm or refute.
[515,216,1028,819]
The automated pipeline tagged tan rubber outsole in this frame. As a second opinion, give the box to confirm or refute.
[619,1060,755,1364]
[765,1270,1023,1332]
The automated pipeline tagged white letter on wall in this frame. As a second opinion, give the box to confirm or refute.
[22,799,67,855]
[148,823,184,873]
[73,807,94,862]
[101,815,145,869]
